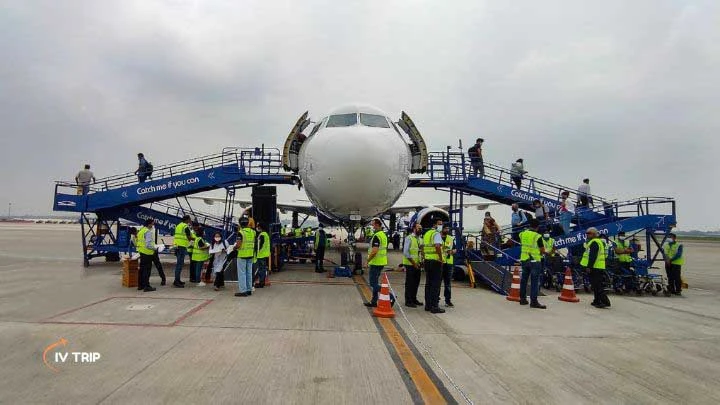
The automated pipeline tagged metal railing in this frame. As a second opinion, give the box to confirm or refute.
[55,147,286,194]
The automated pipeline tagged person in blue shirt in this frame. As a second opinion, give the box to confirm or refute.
[511,204,528,242]
[663,233,684,296]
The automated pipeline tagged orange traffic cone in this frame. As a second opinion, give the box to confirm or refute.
[558,267,580,303]
[506,265,522,302]
[373,273,395,318]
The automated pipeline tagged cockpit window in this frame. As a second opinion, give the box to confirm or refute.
[326,113,357,127]
[359,114,390,128]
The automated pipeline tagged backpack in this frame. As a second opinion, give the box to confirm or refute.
[146,162,154,177]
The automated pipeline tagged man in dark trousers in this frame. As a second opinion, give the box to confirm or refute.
[136,219,157,292]
[582,227,610,308]
[519,219,546,309]
[403,223,423,308]
[314,224,327,273]
[663,233,684,295]
[468,138,484,177]
[423,219,445,314]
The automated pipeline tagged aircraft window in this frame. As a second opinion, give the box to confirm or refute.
[359,114,390,128]
[326,113,357,127]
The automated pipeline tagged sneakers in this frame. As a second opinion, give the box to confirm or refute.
[143,286,156,292]
[530,302,547,309]
[234,292,248,297]
[430,307,446,314]
[446,301,454,307]
[364,302,377,308]
[197,282,206,287]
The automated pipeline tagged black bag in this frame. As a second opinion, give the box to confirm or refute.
[146,162,154,177]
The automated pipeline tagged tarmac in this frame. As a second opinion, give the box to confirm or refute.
[1,223,719,404]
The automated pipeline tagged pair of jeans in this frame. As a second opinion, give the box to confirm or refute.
[137,174,147,183]
[368,265,383,304]
[520,260,542,303]
[442,263,453,303]
[559,211,572,234]
[192,261,204,282]
[256,258,268,286]
[471,159,484,177]
[424,260,443,309]
[404,265,421,304]
[174,247,187,283]
[237,257,253,293]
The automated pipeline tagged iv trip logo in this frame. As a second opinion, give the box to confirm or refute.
[42,338,101,372]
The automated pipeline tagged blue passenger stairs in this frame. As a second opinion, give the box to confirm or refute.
[53,148,295,266]
[409,151,677,294]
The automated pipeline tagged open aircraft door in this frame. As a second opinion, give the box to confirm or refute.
[282,111,310,173]
[397,111,428,173]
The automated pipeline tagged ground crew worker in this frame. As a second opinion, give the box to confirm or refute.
[441,224,456,308]
[188,222,200,282]
[294,227,302,238]
[136,219,157,292]
[582,227,610,308]
[129,227,165,285]
[663,233,684,296]
[314,225,327,273]
[255,223,270,288]
[173,215,193,288]
[235,218,256,297]
[191,226,210,286]
[519,219,546,309]
[423,219,445,314]
[615,231,637,293]
[403,223,423,308]
[364,218,387,308]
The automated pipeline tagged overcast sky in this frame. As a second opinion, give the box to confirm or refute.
[1,0,717,230]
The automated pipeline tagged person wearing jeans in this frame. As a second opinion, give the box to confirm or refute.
[235,218,256,297]
[518,219,546,309]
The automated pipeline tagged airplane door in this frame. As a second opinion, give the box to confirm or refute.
[282,111,310,173]
[397,112,428,173]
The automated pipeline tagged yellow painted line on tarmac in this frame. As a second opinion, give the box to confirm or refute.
[354,275,448,405]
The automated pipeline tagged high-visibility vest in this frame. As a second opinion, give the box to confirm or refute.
[314,230,326,248]
[187,229,196,255]
[615,239,632,263]
[664,242,684,265]
[402,234,420,266]
[368,230,388,266]
[519,230,542,261]
[443,235,454,265]
[136,227,155,255]
[581,238,606,269]
[294,228,302,237]
[238,227,256,258]
[191,237,210,262]
[174,222,190,248]
[541,237,555,256]
[257,231,270,259]
[423,230,440,261]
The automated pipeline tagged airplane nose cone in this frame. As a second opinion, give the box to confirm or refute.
[298,127,410,220]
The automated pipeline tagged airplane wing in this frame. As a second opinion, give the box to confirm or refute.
[187,196,317,216]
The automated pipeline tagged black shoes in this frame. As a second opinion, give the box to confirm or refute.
[143,286,156,292]
[430,307,446,314]
[414,300,423,306]
[173,281,185,288]
[519,300,529,305]
[446,301,454,307]
[591,302,610,309]
[364,302,377,307]
[235,292,248,297]
[530,302,547,309]
[405,302,417,308]
[161,279,166,286]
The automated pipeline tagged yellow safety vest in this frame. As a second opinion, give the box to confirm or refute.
[423,230,440,261]
[191,237,210,262]
[173,222,190,248]
[368,230,388,266]
[402,234,420,266]
[581,238,606,269]
[663,242,684,265]
[238,227,256,258]
[294,228,302,237]
[257,231,270,259]
[541,237,555,256]
[187,229,196,255]
[443,235,454,265]
[136,227,155,255]
[519,230,542,262]
[615,239,632,263]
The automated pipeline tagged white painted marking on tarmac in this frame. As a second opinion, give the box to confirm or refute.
[126,304,153,311]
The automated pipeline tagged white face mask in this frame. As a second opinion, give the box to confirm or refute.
[214,237,222,242]
[436,225,443,232]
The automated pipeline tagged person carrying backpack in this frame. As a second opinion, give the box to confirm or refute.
[135,153,153,183]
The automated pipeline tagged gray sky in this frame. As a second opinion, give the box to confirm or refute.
[1,0,717,230]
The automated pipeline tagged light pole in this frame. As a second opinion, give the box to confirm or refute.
[7,202,11,219]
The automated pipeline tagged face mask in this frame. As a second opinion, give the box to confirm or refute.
[436,225,443,232]
[214,237,222,242]
[543,234,550,239]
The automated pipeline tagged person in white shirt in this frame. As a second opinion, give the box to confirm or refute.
[75,164,95,195]
[209,232,229,291]
[558,191,575,234]
[577,178,593,207]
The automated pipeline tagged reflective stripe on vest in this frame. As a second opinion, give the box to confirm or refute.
[616,239,632,263]
[581,238,606,269]
[664,242,684,265]
[257,232,270,259]
[136,227,155,255]
[423,230,439,261]
[191,237,210,262]
[174,222,189,248]
[443,235,454,265]
[402,235,420,266]
[238,227,256,258]
[368,231,388,266]
[519,230,541,261]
